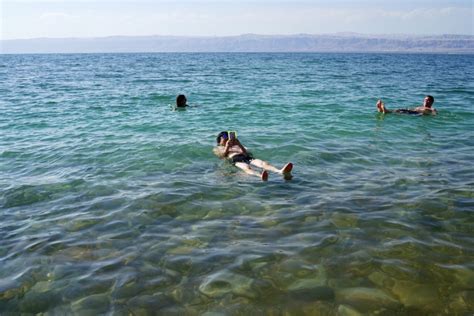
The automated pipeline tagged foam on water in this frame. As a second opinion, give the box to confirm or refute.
[1,53,474,314]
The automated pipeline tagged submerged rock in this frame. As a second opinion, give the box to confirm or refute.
[279,300,334,315]
[391,280,440,310]
[203,209,224,220]
[202,312,227,316]
[336,287,399,310]
[2,185,52,208]
[0,279,22,300]
[452,265,474,289]
[71,293,110,314]
[331,212,358,228]
[199,271,255,299]
[289,285,335,302]
[368,271,395,289]
[273,259,328,291]
[167,246,195,255]
[20,288,58,313]
[448,290,474,313]
[67,218,101,232]
[261,219,279,228]
[171,284,204,305]
[288,278,327,291]
[337,304,363,316]
[126,293,175,314]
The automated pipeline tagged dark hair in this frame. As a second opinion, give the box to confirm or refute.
[216,131,228,144]
[176,94,187,107]
[426,95,434,103]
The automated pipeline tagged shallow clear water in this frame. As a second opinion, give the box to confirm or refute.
[1,53,473,315]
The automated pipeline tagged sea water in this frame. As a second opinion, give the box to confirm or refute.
[0,53,473,314]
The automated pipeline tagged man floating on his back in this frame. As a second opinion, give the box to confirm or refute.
[376,95,437,115]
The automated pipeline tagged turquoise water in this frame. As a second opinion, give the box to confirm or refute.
[1,53,473,314]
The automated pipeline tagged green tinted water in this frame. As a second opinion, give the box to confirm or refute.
[1,53,473,314]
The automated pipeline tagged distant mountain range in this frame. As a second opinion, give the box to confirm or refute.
[1,33,473,54]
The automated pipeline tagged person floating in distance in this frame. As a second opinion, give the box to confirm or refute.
[376,95,437,115]
[214,131,293,181]
[176,94,188,108]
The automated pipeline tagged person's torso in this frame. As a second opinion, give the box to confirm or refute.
[227,145,246,158]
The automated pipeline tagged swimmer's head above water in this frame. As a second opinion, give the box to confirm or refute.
[216,131,229,145]
[216,131,238,145]
[176,94,187,107]
[424,95,434,108]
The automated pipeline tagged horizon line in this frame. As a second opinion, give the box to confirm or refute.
[3,32,474,41]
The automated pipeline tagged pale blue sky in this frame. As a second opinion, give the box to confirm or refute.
[1,0,472,40]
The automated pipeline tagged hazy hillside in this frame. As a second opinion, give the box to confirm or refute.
[1,33,473,54]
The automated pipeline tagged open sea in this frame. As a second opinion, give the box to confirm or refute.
[1,53,473,315]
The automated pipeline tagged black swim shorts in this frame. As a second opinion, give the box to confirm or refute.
[395,109,420,115]
[230,154,254,164]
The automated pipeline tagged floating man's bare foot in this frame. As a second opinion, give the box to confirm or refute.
[280,162,293,174]
[280,162,293,180]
